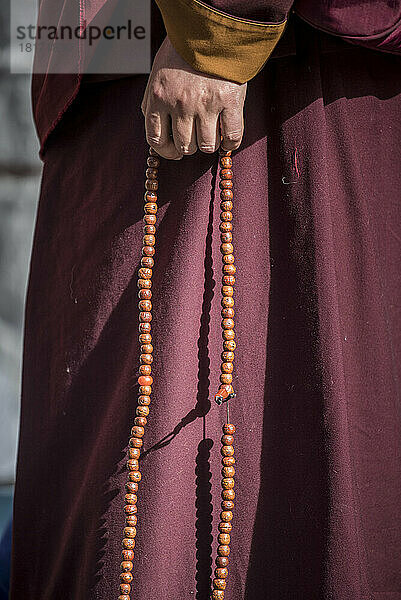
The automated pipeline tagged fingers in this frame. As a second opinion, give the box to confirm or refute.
[145,110,182,160]
[219,107,244,152]
[196,114,221,154]
[171,115,197,155]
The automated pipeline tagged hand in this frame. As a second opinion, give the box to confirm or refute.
[141,36,247,160]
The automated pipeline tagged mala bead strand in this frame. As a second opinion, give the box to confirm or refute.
[118,146,160,600]
[212,148,237,600]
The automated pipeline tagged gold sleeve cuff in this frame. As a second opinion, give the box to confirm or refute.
[154,0,287,84]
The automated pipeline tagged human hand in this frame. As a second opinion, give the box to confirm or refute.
[140,36,247,160]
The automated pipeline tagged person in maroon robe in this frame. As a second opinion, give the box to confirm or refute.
[9,1,401,599]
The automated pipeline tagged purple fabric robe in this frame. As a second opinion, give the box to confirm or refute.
[10,5,401,600]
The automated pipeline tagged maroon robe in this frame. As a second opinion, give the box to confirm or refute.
[10,3,401,599]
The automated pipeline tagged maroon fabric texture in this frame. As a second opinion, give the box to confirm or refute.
[10,17,401,600]
[295,0,401,56]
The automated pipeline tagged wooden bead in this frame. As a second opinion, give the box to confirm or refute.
[131,426,145,438]
[138,375,153,386]
[128,446,141,462]
[122,538,135,550]
[221,308,234,320]
[223,254,235,265]
[125,515,137,527]
[142,244,155,256]
[134,416,147,427]
[143,226,156,236]
[221,434,234,445]
[220,201,233,212]
[147,156,160,168]
[219,221,232,232]
[222,466,235,478]
[219,156,232,168]
[138,395,151,405]
[136,405,149,417]
[129,437,143,448]
[221,318,234,330]
[139,322,152,334]
[222,476,235,489]
[124,504,137,515]
[128,447,141,459]
[221,211,232,222]
[221,446,234,457]
[139,333,152,344]
[222,275,235,286]
[146,167,158,179]
[218,533,231,545]
[218,521,232,533]
[222,286,234,297]
[138,289,152,300]
[138,279,152,289]
[220,189,233,201]
[140,353,153,364]
[216,556,229,567]
[127,460,140,471]
[221,296,234,308]
[141,344,153,354]
[219,179,233,190]
[141,255,154,267]
[139,312,152,323]
[148,146,159,156]
[124,526,137,538]
[139,364,152,376]
[139,268,152,280]
[220,511,233,522]
[222,331,235,343]
[212,590,225,600]
[221,500,234,510]
[120,583,131,594]
[143,214,157,225]
[145,179,158,191]
[221,243,233,254]
[118,595,130,600]
[214,578,227,590]
[144,190,157,202]
[120,571,133,583]
[222,351,234,362]
[221,363,233,374]
[220,373,232,384]
[121,549,134,561]
[129,471,142,482]
[223,264,236,275]
[220,168,233,179]
[218,545,230,556]
[222,457,236,469]
[126,481,139,493]
[215,567,228,578]
[220,231,232,243]
[121,561,133,572]
[223,340,236,351]
[143,234,155,246]
[223,424,236,435]
[144,203,158,215]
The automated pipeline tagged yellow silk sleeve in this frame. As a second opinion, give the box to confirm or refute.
[154,0,287,84]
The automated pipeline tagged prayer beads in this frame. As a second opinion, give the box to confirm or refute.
[118,146,237,600]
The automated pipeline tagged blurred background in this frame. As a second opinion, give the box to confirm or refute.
[0,0,41,593]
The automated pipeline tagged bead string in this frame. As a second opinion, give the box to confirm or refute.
[117,146,237,600]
